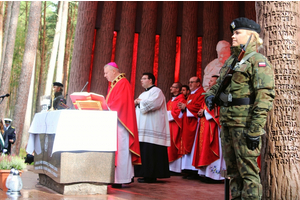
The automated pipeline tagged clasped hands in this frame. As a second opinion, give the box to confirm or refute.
[177,102,186,112]
[134,98,141,106]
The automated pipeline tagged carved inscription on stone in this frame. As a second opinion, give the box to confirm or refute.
[263,1,299,165]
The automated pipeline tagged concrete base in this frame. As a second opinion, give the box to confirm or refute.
[39,174,108,195]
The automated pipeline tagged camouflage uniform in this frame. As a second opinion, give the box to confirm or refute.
[205,42,275,199]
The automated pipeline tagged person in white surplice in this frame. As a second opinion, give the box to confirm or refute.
[134,73,171,183]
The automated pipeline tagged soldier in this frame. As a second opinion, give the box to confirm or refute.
[205,17,275,199]
[49,82,67,110]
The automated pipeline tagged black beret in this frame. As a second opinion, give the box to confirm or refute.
[230,17,261,33]
[53,82,63,87]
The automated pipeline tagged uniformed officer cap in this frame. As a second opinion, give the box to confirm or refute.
[4,118,12,124]
[53,82,63,87]
[230,17,261,33]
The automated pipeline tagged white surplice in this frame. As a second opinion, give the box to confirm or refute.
[114,121,134,184]
[135,87,170,147]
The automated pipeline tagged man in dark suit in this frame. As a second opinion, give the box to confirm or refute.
[3,118,16,155]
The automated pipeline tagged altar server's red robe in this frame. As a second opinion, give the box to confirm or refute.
[106,74,141,165]
[167,94,186,162]
[193,105,220,168]
[181,87,205,154]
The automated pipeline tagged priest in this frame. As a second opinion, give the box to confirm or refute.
[194,75,226,181]
[104,62,141,188]
[167,82,186,173]
[178,76,205,178]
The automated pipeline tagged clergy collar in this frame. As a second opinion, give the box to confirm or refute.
[172,93,180,97]
[191,86,201,94]
[111,73,126,88]
[145,85,155,91]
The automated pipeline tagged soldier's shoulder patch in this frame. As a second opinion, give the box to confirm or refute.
[11,126,15,129]
[258,62,266,67]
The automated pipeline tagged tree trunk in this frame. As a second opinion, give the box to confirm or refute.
[22,57,36,149]
[202,2,219,81]
[157,1,178,101]
[35,1,47,113]
[0,2,4,67]
[114,1,137,82]
[44,1,63,96]
[63,3,72,97]
[11,1,41,155]
[65,2,77,95]
[0,1,12,85]
[244,1,256,21]
[179,1,198,85]
[90,1,117,96]
[256,1,300,199]
[134,1,158,99]
[0,1,20,119]
[56,1,68,83]
[221,2,239,42]
[67,2,98,107]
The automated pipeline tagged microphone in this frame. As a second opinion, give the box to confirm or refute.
[0,94,9,98]
[81,81,89,92]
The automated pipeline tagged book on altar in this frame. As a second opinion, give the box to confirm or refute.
[70,92,108,110]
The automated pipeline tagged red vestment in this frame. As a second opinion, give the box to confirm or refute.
[167,94,186,162]
[181,87,205,154]
[193,105,220,168]
[106,74,141,165]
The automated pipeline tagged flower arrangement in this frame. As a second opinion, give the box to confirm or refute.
[0,155,27,171]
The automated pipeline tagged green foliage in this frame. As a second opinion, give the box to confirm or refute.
[19,148,26,158]
[0,154,27,170]
[6,1,78,119]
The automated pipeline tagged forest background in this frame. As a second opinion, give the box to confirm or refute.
[0,1,78,155]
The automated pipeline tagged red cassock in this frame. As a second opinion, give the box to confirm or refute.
[106,75,141,165]
[192,105,220,168]
[167,94,186,162]
[181,87,205,154]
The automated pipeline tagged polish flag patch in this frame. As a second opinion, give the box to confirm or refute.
[258,62,266,67]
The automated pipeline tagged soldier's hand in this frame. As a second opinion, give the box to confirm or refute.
[205,95,215,111]
[244,134,260,151]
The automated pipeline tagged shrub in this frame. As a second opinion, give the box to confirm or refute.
[0,155,27,170]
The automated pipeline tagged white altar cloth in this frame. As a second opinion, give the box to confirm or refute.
[26,110,117,155]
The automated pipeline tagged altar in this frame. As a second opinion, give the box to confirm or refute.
[26,110,117,195]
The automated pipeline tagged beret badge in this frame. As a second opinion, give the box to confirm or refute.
[231,22,236,30]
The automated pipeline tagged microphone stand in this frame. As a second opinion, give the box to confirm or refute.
[81,81,89,92]
[0,96,8,104]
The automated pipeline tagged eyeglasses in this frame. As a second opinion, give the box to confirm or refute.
[188,81,198,84]
[140,78,148,80]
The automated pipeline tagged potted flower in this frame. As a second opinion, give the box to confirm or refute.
[0,155,26,191]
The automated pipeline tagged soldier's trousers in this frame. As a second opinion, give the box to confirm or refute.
[221,126,262,200]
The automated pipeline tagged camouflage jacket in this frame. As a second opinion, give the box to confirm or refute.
[205,42,275,137]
